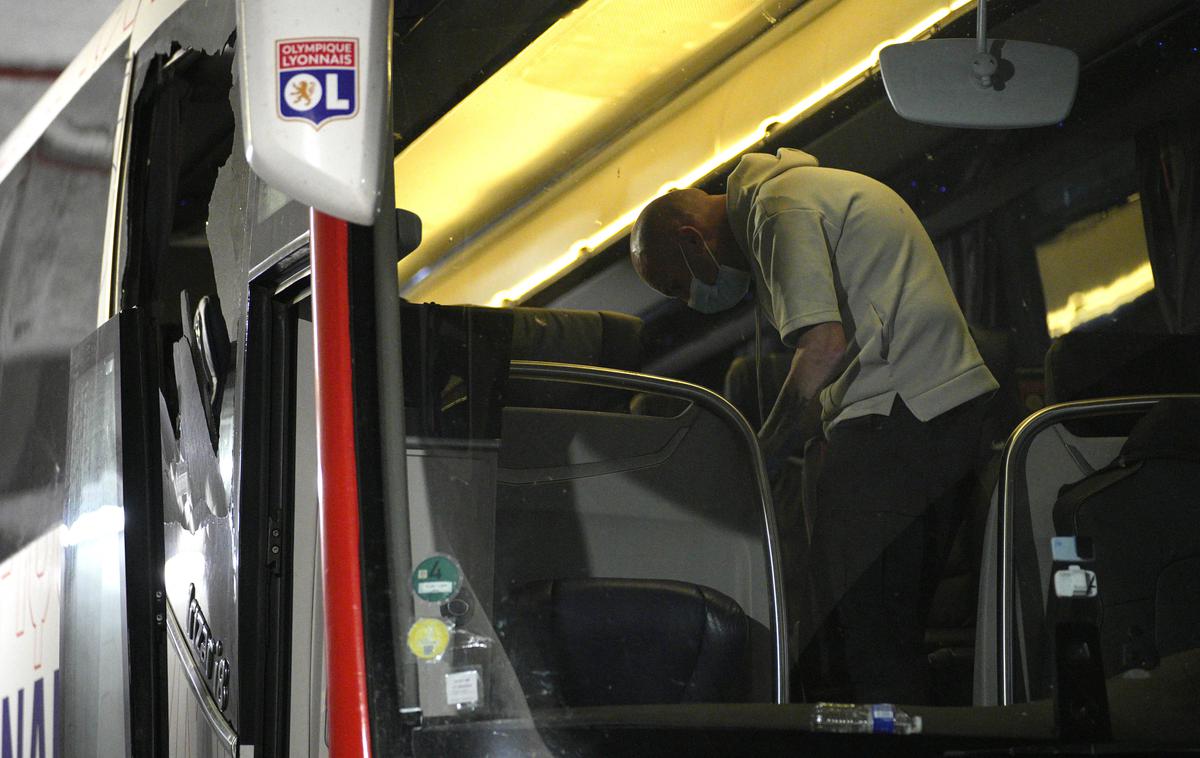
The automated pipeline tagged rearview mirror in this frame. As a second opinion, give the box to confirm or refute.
[880,38,1079,129]
[879,0,1078,130]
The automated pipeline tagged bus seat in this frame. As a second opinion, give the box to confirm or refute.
[1052,398,1200,676]
[494,389,779,701]
[495,403,771,627]
[720,353,804,530]
[1045,332,1200,403]
[496,578,751,708]
[509,307,643,370]
[721,352,792,429]
[976,395,1193,703]
[506,307,644,412]
[628,391,692,417]
[988,333,1200,622]
[399,303,645,431]
[721,352,810,662]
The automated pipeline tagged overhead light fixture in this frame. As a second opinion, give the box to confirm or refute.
[393,0,792,296]
[488,0,974,306]
[397,0,976,307]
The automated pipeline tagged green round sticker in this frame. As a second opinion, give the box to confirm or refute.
[411,556,461,603]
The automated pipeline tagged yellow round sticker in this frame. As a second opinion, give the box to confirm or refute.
[407,618,451,661]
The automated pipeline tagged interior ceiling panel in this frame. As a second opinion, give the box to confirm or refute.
[392,0,968,307]
[400,0,1190,314]
[483,0,1195,317]
[392,0,585,148]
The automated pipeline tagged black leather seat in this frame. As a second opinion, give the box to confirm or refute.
[496,578,751,708]
[722,352,792,429]
[1045,333,1200,404]
[1052,398,1200,675]
[506,307,645,412]
[509,307,643,370]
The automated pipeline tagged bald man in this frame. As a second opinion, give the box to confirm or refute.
[631,148,997,703]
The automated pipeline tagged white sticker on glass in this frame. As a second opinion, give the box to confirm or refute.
[444,669,480,706]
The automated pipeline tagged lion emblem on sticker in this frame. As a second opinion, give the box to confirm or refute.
[276,38,358,128]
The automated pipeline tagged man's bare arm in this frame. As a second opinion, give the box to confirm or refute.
[757,322,848,463]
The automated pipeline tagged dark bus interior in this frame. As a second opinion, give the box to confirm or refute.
[98,0,1200,749]
[386,0,1200,713]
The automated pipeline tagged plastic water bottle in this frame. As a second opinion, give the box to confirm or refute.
[809,703,923,735]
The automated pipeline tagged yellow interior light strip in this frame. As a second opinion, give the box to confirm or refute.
[491,205,645,307]
[1045,261,1156,337]
[394,0,792,301]
[487,0,973,306]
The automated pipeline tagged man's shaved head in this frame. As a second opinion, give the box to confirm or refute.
[632,190,707,260]
[630,188,742,300]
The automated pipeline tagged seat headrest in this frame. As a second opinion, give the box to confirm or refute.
[510,307,643,371]
[505,308,644,412]
[1121,398,1200,463]
[399,303,645,429]
[1045,333,1200,404]
[497,578,750,707]
[722,353,793,427]
[1043,333,1200,436]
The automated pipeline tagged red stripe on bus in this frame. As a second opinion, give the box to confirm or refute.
[0,66,62,81]
[310,209,373,758]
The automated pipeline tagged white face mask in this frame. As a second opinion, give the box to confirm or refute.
[681,238,751,314]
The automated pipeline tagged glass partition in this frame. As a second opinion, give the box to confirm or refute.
[395,304,785,721]
[996,397,1200,712]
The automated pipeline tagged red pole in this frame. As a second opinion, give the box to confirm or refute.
[310,208,373,757]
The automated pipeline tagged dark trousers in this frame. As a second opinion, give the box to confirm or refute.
[807,395,985,704]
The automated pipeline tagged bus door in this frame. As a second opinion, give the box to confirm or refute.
[62,1,294,753]
[83,0,398,753]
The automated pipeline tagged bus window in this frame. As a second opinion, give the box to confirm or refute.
[118,10,287,748]
[0,45,125,756]
[0,49,124,551]
[381,0,1200,751]
[394,303,785,718]
[13,0,1199,753]
[1037,196,1154,338]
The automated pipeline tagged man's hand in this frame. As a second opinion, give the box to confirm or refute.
[758,399,822,480]
[757,322,847,477]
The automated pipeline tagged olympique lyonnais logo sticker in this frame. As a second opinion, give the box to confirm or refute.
[277,38,358,128]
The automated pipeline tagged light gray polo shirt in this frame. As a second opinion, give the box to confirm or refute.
[726,149,997,432]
